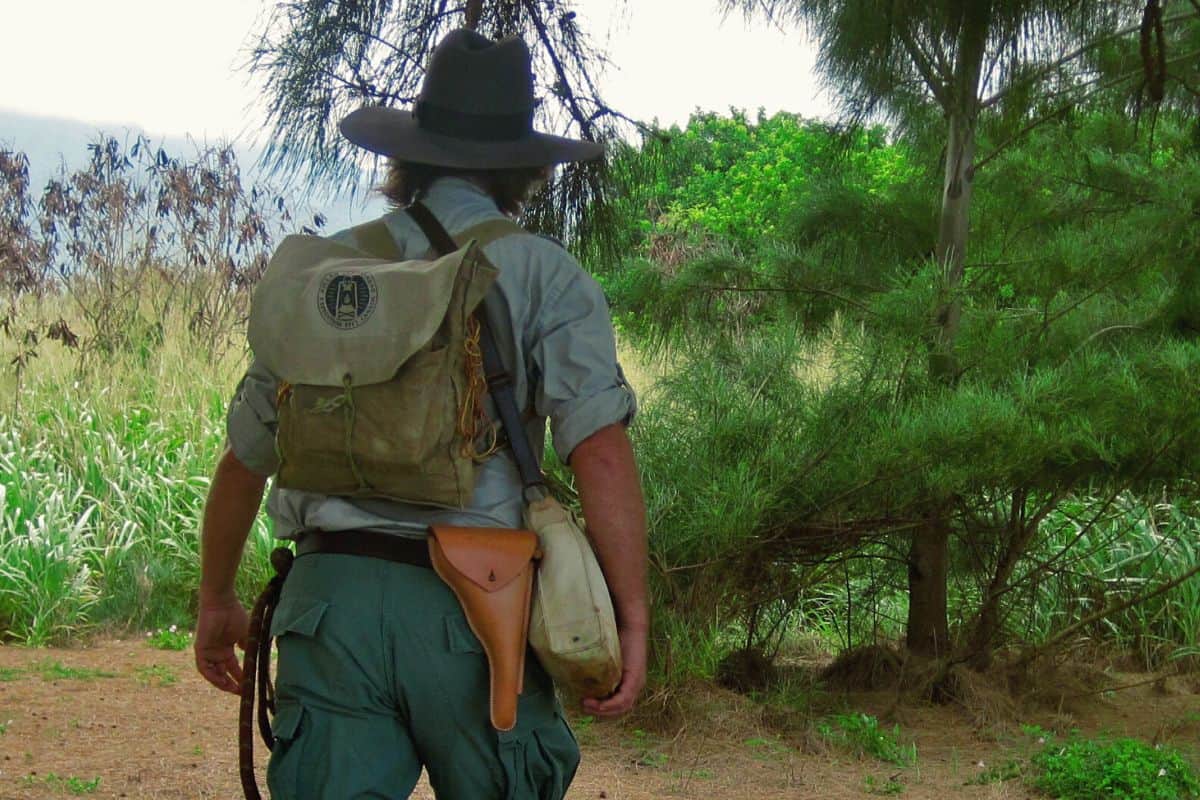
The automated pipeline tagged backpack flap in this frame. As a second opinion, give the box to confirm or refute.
[248,233,498,387]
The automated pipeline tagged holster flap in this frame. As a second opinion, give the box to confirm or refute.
[427,526,540,593]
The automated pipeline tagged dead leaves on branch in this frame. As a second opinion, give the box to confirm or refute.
[0,135,320,363]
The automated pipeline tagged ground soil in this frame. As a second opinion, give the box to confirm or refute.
[1,641,1198,799]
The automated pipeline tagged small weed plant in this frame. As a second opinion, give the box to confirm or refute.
[146,625,191,651]
[966,757,1025,785]
[628,728,670,769]
[570,714,596,746]
[863,774,906,795]
[1030,734,1200,800]
[134,664,177,687]
[817,713,916,767]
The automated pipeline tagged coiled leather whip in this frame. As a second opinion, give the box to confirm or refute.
[238,547,294,800]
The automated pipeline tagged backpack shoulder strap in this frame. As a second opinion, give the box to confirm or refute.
[344,218,403,260]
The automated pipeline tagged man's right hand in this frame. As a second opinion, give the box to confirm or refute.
[195,448,267,695]
[194,596,249,695]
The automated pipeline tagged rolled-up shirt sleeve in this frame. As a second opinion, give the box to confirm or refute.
[530,263,638,463]
[225,357,281,476]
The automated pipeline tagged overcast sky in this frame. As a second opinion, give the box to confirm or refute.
[0,0,833,144]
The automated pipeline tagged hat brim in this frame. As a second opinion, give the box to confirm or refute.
[340,107,604,169]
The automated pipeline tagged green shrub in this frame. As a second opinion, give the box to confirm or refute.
[1030,736,1200,800]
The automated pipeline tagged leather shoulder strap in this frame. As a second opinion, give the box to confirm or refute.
[456,218,527,249]
[343,214,522,262]
[407,203,546,498]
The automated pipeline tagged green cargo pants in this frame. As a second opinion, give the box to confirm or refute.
[264,552,580,799]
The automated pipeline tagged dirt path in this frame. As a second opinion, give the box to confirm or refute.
[1,640,1198,799]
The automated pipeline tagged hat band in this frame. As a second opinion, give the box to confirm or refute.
[416,100,534,142]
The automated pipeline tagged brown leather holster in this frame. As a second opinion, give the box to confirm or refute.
[427,526,541,731]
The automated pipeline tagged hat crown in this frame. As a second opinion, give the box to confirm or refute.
[338,29,604,168]
[419,30,535,116]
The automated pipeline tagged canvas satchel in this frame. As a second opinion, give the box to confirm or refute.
[407,204,623,700]
[522,496,622,697]
[248,219,509,508]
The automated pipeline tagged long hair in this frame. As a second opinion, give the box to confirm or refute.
[380,160,547,216]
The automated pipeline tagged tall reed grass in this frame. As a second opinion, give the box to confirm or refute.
[3,310,1198,674]
[0,322,274,644]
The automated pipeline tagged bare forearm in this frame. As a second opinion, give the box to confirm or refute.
[570,424,649,632]
[199,447,268,605]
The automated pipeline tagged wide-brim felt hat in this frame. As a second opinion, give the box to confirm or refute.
[340,29,604,169]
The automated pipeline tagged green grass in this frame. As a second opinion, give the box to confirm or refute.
[0,324,276,644]
[816,713,917,767]
[743,736,791,760]
[34,660,116,681]
[1018,495,1200,669]
[21,773,102,795]
[3,292,1200,683]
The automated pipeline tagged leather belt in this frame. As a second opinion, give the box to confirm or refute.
[296,529,432,569]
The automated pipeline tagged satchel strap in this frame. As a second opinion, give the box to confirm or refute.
[407,202,547,499]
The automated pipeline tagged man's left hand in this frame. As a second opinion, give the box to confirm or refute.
[581,624,647,718]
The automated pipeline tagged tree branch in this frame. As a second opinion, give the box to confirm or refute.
[980,10,1200,109]
[894,25,950,105]
[698,283,877,314]
[521,0,597,141]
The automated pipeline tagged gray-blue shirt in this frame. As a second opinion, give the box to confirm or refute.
[225,178,636,538]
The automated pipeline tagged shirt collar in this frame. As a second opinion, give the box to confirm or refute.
[424,176,497,208]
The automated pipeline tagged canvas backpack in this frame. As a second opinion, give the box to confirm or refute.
[247,216,524,508]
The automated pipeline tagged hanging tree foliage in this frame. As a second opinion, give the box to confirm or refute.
[248,0,636,249]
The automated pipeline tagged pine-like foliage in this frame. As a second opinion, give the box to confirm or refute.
[614,108,1200,672]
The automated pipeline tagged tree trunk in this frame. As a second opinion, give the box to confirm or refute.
[929,109,978,380]
[908,6,990,661]
[968,490,1036,669]
[907,516,951,658]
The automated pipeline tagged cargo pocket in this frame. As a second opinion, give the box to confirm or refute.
[498,712,580,800]
[445,612,483,654]
[270,597,330,640]
[265,700,307,799]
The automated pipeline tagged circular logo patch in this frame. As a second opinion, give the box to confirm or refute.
[318,273,378,330]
